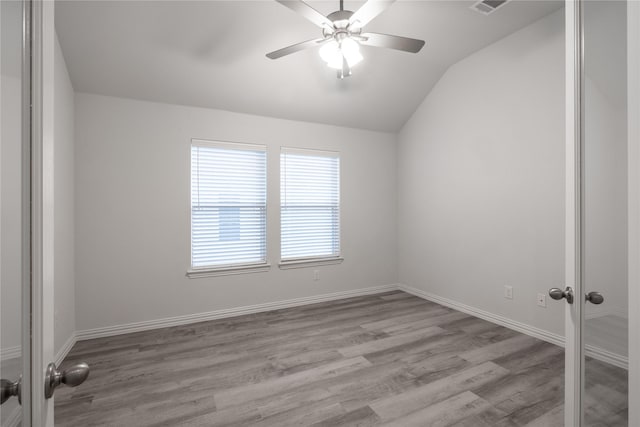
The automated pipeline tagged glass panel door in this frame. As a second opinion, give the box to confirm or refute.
[582,0,629,425]
[1,0,31,425]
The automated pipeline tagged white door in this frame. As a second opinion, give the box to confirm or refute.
[563,1,634,425]
[2,2,88,426]
[0,0,32,425]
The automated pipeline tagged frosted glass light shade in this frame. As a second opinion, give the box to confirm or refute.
[319,40,342,69]
[340,38,363,67]
[319,37,363,70]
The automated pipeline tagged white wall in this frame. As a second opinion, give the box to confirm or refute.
[53,33,76,355]
[397,10,566,336]
[74,93,397,332]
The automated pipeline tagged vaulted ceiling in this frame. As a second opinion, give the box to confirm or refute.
[55,0,563,132]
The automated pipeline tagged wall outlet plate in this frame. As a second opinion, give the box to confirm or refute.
[537,293,547,307]
[504,285,513,299]
[313,270,320,281]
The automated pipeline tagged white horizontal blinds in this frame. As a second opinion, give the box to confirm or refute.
[281,148,340,261]
[191,140,267,268]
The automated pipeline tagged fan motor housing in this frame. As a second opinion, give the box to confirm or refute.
[324,9,363,40]
[327,10,354,28]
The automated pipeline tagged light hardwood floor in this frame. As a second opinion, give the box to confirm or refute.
[55,291,627,426]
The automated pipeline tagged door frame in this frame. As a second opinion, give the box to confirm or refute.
[18,0,33,425]
[628,1,640,425]
[28,0,44,423]
[566,1,640,425]
[28,0,55,425]
[564,1,582,425]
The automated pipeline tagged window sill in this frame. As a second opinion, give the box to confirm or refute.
[186,263,271,278]
[278,257,344,270]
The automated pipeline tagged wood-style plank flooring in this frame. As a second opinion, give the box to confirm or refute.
[55,291,627,426]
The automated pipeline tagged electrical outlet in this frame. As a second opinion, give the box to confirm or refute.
[504,285,513,300]
[537,293,547,307]
[313,270,320,281]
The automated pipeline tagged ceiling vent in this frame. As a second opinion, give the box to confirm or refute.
[471,0,510,15]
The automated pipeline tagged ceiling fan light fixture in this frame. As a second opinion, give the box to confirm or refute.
[327,56,345,70]
[319,37,363,70]
[319,39,341,68]
[341,37,363,66]
[268,0,425,78]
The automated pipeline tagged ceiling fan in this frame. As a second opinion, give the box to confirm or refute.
[266,0,425,78]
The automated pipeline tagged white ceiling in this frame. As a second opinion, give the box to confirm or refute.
[55,0,563,132]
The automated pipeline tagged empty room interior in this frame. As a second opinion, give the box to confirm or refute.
[1,0,637,426]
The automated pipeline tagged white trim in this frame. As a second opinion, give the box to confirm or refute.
[76,284,398,341]
[72,282,629,370]
[186,263,271,278]
[279,257,344,269]
[54,333,77,366]
[280,146,339,157]
[397,284,564,346]
[628,1,640,425]
[398,284,628,370]
[191,138,266,152]
[565,1,582,425]
[585,344,628,371]
[0,346,22,360]
[30,0,48,424]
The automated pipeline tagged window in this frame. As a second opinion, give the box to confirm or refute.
[280,148,341,266]
[189,140,267,275]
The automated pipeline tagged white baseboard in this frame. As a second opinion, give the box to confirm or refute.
[55,332,77,365]
[2,335,76,367]
[398,283,629,370]
[76,284,398,341]
[72,282,628,371]
[585,344,629,370]
[397,283,565,347]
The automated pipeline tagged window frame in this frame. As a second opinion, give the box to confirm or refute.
[279,147,343,269]
[187,138,270,278]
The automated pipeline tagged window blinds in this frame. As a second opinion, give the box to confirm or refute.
[191,140,267,268]
[280,148,340,261]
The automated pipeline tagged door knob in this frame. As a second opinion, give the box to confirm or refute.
[586,291,604,305]
[549,286,574,304]
[44,362,90,399]
[0,376,21,405]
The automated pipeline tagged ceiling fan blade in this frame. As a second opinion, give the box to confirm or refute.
[359,32,425,53]
[266,37,329,59]
[275,0,334,29]
[349,0,395,28]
